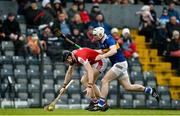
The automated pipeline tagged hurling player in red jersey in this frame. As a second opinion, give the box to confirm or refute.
[59,48,108,110]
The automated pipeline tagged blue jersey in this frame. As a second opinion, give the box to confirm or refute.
[99,34,126,65]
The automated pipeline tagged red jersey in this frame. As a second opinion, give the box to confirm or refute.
[72,48,100,65]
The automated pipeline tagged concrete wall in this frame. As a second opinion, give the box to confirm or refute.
[0,1,180,28]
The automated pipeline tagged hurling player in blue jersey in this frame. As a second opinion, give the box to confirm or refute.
[89,27,159,111]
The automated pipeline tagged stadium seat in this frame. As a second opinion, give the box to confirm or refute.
[0,68,13,78]
[160,94,171,101]
[26,56,39,65]
[28,84,40,93]
[108,99,117,108]
[143,71,155,81]
[14,68,26,79]
[43,92,55,102]
[27,69,40,79]
[81,98,89,109]
[68,79,80,94]
[146,80,156,88]
[2,64,13,70]
[122,93,133,101]
[120,99,133,108]
[134,93,146,100]
[130,71,144,82]
[146,99,158,108]
[15,84,27,93]
[13,56,25,65]
[54,69,65,79]
[133,99,145,108]
[134,80,144,86]
[44,78,54,85]
[28,98,40,107]
[17,92,28,100]
[171,100,180,109]
[68,94,81,109]
[56,94,68,109]
[14,64,26,71]
[159,100,171,109]
[1,56,13,64]
[42,84,54,93]
[43,69,53,79]
[1,41,14,51]
[109,80,118,94]
[28,64,39,71]
[54,84,62,92]
[157,86,169,95]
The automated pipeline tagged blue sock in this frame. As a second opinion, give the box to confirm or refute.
[98,98,105,107]
[144,87,153,95]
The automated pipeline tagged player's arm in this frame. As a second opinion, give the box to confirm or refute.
[102,45,117,58]
[62,65,74,88]
[83,62,94,85]
[95,49,103,54]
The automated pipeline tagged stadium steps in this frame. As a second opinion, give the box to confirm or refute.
[131,33,180,100]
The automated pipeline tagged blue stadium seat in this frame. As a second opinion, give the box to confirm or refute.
[28,64,39,71]
[43,92,55,102]
[14,64,26,71]
[1,56,13,64]
[26,56,39,65]
[28,98,40,107]
[28,84,40,93]
[68,94,81,109]
[42,84,54,93]
[134,93,146,100]
[143,71,155,81]
[122,93,133,101]
[2,64,13,70]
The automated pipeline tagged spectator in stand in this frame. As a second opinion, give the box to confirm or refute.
[39,24,63,62]
[41,0,56,24]
[90,3,102,21]
[90,13,111,34]
[67,3,79,22]
[92,0,103,3]
[164,30,180,69]
[71,13,85,32]
[0,18,5,42]
[24,0,44,28]
[86,25,99,48]
[53,0,65,14]
[52,12,71,36]
[3,12,21,41]
[159,7,170,26]
[136,5,155,42]
[166,16,180,38]
[71,27,86,48]
[168,2,180,22]
[121,28,139,59]
[149,0,157,25]
[16,0,28,15]
[26,32,46,56]
[78,2,91,26]
[111,27,123,45]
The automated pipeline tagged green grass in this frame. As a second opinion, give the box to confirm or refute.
[0,108,180,115]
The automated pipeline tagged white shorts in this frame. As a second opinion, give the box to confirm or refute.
[92,58,108,73]
[110,61,129,80]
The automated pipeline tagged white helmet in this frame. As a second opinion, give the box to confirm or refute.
[92,27,105,39]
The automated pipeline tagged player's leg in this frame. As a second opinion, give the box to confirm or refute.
[81,68,101,98]
[89,69,118,111]
[119,71,159,102]
[81,69,101,110]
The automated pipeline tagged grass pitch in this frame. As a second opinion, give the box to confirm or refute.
[0,108,180,116]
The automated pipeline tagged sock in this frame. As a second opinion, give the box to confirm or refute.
[98,98,106,107]
[144,87,153,95]
[91,98,98,104]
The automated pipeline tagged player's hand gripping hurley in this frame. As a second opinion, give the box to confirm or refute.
[44,80,75,111]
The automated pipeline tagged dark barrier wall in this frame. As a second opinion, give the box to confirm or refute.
[0,1,180,28]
